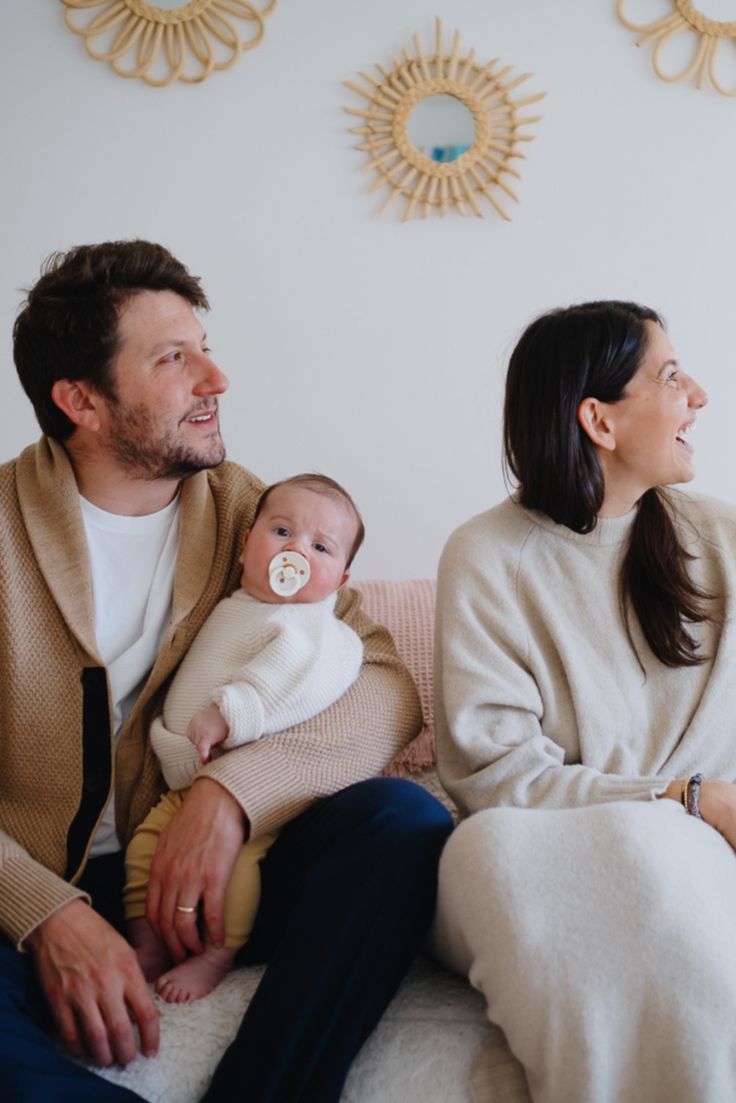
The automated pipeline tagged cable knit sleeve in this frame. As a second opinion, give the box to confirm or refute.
[0,830,89,949]
[199,586,421,838]
[149,716,204,791]
[435,505,685,817]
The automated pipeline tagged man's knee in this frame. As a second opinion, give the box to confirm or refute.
[336,776,453,848]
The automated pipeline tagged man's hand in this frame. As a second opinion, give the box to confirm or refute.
[186,704,230,763]
[145,777,246,962]
[26,899,159,1067]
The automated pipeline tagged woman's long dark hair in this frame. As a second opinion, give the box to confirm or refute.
[503,300,712,668]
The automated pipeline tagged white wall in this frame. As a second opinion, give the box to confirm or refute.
[2,1,735,579]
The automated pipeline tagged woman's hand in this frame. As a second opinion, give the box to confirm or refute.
[662,778,736,849]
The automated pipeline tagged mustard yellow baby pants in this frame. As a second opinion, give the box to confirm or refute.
[124,789,276,949]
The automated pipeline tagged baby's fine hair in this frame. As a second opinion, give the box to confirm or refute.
[252,474,365,567]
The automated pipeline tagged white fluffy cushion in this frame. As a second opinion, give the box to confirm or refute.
[85,958,513,1103]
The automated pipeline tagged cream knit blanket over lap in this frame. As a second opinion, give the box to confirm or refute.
[433,491,736,1103]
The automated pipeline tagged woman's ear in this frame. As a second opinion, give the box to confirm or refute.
[577,397,617,453]
[50,379,102,432]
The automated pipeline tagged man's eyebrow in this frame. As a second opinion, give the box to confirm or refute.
[149,333,208,355]
[150,339,184,353]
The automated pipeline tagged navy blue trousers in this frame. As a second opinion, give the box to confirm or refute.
[1,777,452,1103]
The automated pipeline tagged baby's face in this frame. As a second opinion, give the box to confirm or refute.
[239,485,357,604]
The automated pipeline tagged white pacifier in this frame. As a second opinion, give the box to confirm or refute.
[269,551,310,597]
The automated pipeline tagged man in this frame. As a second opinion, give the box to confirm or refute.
[0,241,452,1102]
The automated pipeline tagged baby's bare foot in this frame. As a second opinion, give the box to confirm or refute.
[128,917,172,982]
[156,945,237,1003]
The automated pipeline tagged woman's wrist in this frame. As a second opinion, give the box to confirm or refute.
[660,775,704,818]
[659,779,736,845]
[697,779,735,831]
[659,779,687,803]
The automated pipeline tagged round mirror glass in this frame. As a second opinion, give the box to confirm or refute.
[407,94,476,163]
[150,0,193,9]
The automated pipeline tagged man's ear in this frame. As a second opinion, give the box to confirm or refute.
[50,379,102,432]
[337,570,350,590]
[577,397,617,454]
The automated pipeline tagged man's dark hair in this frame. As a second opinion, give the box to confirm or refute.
[252,473,365,568]
[13,240,209,442]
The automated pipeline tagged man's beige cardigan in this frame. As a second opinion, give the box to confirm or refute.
[0,439,421,947]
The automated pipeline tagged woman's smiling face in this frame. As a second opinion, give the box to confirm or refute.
[597,320,708,513]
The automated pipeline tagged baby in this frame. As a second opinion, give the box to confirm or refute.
[125,473,365,1002]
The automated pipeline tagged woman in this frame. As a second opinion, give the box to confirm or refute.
[434,301,736,1103]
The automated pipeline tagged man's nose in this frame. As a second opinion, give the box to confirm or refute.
[193,355,229,396]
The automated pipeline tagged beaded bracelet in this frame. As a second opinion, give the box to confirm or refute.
[684,773,704,820]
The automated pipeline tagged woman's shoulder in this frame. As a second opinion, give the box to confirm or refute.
[667,488,736,531]
[438,498,537,590]
[443,497,532,555]
[666,489,736,559]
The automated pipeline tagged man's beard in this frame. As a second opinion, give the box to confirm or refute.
[106,399,226,481]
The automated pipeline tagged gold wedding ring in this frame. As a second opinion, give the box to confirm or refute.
[175,904,196,914]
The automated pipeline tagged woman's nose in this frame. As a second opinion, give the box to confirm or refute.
[687,374,708,409]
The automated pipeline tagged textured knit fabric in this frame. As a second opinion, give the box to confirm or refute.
[0,438,421,948]
[150,591,363,791]
[436,491,736,814]
[433,491,736,1103]
[355,579,437,777]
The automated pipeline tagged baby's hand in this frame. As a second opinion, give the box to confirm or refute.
[186,705,230,763]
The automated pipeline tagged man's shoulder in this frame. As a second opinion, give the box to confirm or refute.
[0,453,18,485]
[1,440,38,479]
[0,456,18,515]
[206,459,265,494]
[204,461,267,523]
[0,440,46,504]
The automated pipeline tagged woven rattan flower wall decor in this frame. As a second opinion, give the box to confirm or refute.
[59,0,277,87]
[344,18,546,221]
[617,0,736,95]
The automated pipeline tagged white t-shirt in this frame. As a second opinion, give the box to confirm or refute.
[80,494,180,856]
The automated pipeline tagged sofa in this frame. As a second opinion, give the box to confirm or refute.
[86,580,530,1103]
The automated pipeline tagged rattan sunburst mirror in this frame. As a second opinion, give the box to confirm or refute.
[617,0,736,95]
[344,18,546,221]
[59,0,277,87]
